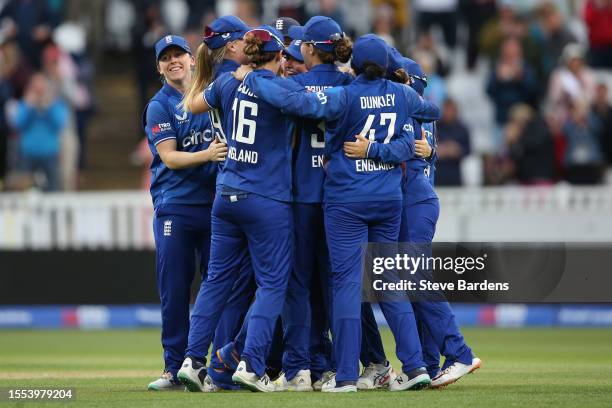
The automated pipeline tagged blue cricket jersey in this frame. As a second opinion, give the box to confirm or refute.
[243,73,440,203]
[204,69,303,202]
[289,64,353,203]
[209,59,241,185]
[144,82,217,208]
[399,119,438,205]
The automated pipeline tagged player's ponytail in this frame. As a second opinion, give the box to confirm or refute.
[333,37,353,63]
[390,68,410,84]
[182,42,226,112]
[313,36,353,64]
[244,34,277,67]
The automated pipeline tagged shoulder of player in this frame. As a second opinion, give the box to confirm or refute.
[212,71,240,88]
[269,75,304,91]
[143,97,171,125]
[340,71,354,85]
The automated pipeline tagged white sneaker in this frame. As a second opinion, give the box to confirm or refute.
[203,374,221,392]
[147,371,183,391]
[177,357,207,392]
[313,371,335,391]
[430,357,482,388]
[232,360,277,392]
[321,373,357,393]
[356,361,393,390]
[389,368,431,391]
[274,370,313,391]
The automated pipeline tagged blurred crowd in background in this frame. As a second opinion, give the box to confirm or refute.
[0,0,611,192]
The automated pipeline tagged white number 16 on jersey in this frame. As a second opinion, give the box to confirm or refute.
[232,98,258,145]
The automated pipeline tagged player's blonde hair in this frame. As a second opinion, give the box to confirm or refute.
[181,42,226,112]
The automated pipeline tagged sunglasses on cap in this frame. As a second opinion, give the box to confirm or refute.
[203,26,242,40]
[244,28,284,48]
[305,32,344,45]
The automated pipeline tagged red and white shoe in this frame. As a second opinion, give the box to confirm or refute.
[356,361,393,390]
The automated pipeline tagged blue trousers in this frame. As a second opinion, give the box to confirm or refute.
[209,254,256,372]
[233,308,284,374]
[186,192,293,377]
[282,203,332,380]
[361,198,473,377]
[324,201,424,382]
[153,203,211,378]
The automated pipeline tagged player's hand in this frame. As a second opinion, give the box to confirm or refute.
[344,134,370,159]
[232,65,253,81]
[415,130,432,158]
[206,138,228,162]
[337,65,355,76]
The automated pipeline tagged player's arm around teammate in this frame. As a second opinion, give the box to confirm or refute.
[358,56,481,390]
[177,26,304,393]
[181,16,264,392]
[271,16,354,392]
[144,35,227,391]
[242,34,441,393]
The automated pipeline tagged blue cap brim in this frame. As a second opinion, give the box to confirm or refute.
[284,47,303,62]
[156,44,191,61]
[288,26,305,41]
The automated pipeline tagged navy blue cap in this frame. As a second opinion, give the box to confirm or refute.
[155,35,192,60]
[284,39,304,62]
[245,25,285,52]
[351,34,388,71]
[289,16,343,53]
[204,16,250,49]
[273,17,301,39]
[401,57,427,95]
[386,46,404,78]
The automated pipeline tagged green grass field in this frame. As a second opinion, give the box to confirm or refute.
[1,328,612,407]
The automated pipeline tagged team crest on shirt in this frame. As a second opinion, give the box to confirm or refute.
[175,108,188,124]
[163,220,172,236]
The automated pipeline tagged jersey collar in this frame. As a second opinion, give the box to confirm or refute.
[161,82,184,99]
[253,68,276,78]
[353,73,383,84]
[309,63,340,73]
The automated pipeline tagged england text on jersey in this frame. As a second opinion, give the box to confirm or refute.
[228,146,259,164]
[355,159,395,172]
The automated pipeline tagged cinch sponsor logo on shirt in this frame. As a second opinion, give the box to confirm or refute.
[360,94,396,109]
[182,129,213,148]
[152,122,172,134]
